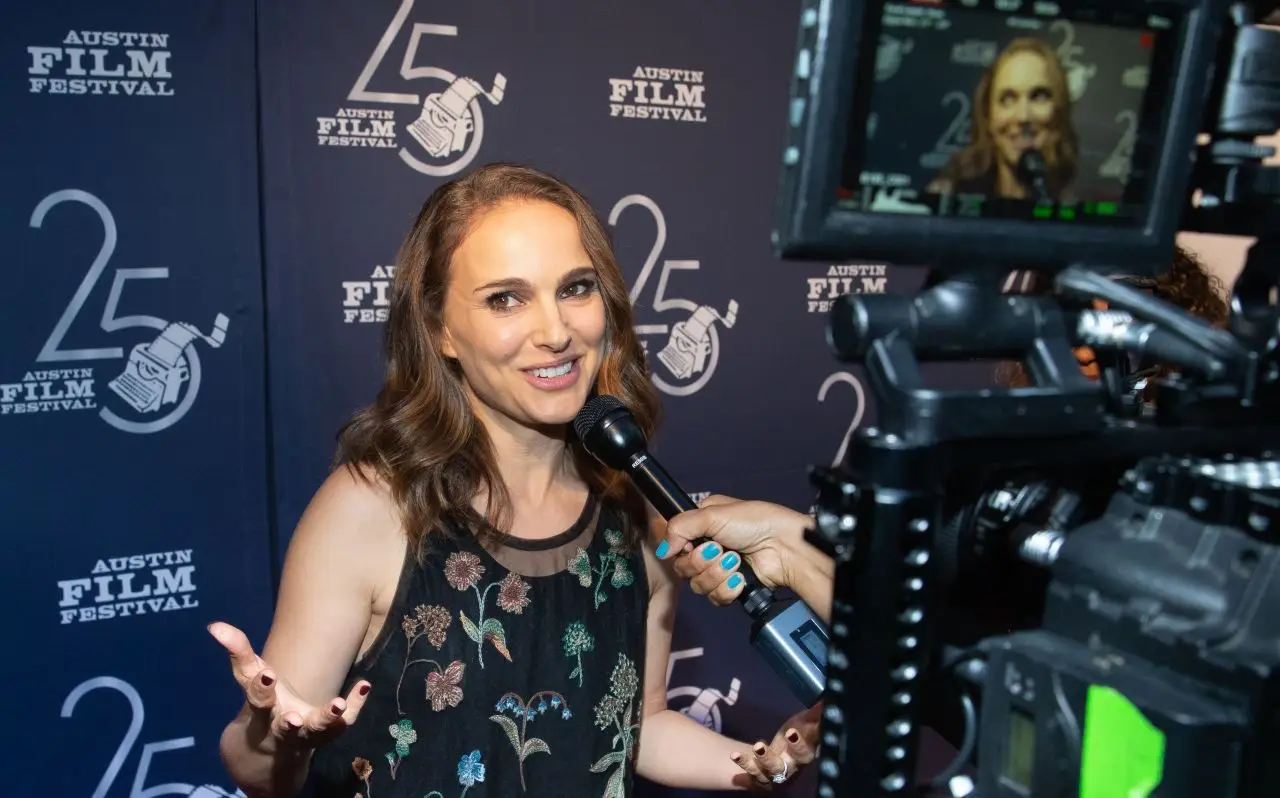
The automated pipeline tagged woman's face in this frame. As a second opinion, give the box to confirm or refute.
[440,200,607,431]
[988,50,1057,173]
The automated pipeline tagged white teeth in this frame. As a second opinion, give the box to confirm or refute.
[530,361,573,378]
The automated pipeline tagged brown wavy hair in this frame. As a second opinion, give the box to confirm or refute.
[933,38,1079,200]
[335,163,661,558]
[995,245,1230,390]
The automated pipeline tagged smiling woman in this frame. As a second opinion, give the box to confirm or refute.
[206,163,821,798]
[927,37,1079,202]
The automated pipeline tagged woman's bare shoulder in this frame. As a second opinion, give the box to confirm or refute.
[291,463,404,561]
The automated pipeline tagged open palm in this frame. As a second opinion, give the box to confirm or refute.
[209,621,370,750]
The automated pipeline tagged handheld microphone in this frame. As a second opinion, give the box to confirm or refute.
[573,394,828,708]
[1016,147,1053,204]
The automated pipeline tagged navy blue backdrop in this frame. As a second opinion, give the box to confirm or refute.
[1,1,1122,796]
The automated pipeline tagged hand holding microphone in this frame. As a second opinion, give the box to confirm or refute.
[573,395,829,708]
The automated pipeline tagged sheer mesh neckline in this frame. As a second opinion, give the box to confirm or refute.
[465,492,603,578]
[488,491,599,551]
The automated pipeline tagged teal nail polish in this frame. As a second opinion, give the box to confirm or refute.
[655,541,669,558]
[702,543,720,559]
[728,574,743,589]
[721,553,739,570]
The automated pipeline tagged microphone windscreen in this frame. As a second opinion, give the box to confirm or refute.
[573,394,625,440]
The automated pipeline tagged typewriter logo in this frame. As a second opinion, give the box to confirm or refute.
[608,194,739,397]
[666,648,741,734]
[315,1,507,177]
[0,190,228,434]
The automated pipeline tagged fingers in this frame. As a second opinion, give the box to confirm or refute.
[271,681,372,746]
[732,740,791,786]
[658,507,713,560]
[207,622,262,686]
[697,494,737,508]
[341,680,373,724]
[659,495,740,559]
[245,669,278,711]
[783,726,817,765]
[673,542,745,606]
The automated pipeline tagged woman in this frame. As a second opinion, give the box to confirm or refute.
[208,163,818,798]
[927,37,1079,202]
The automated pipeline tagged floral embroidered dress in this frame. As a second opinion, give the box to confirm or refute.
[308,493,650,798]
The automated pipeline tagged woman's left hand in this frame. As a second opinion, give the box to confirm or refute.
[730,701,822,788]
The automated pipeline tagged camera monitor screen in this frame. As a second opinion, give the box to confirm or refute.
[837,0,1183,229]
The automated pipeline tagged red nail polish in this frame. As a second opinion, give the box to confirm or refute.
[331,704,344,716]
[359,683,371,696]
[260,674,274,687]
[786,730,800,743]
[753,743,767,756]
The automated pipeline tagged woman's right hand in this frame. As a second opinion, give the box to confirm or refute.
[209,621,371,752]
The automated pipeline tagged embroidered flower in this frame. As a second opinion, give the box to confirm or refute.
[610,559,634,589]
[604,527,625,550]
[402,603,451,649]
[563,620,595,686]
[352,756,372,780]
[567,538,636,608]
[590,653,642,793]
[567,548,593,587]
[425,660,466,711]
[610,649,639,699]
[444,550,484,590]
[490,690,571,790]
[384,718,417,779]
[496,572,532,614]
[457,749,486,788]
[388,718,417,756]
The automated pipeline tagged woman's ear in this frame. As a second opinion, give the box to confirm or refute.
[440,326,458,360]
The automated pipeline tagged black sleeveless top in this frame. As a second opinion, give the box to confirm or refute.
[308,494,650,798]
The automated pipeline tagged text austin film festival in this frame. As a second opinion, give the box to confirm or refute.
[2,1,1267,798]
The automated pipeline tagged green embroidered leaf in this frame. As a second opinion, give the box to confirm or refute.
[395,740,411,757]
[569,662,582,682]
[459,610,481,643]
[604,765,628,798]
[481,617,512,661]
[384,752,395,766]
[590,751,625,773]
[604,527,623,548]
[489,714,521,754]
[593,588,609,609]
[568,548,593,587]
[610,561,634,589]
[522,737,551,760]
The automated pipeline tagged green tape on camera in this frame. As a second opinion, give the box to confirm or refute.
[1080,685,1165,797]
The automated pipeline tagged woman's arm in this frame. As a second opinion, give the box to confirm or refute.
[218,466,401,797]
[633,513,759,791]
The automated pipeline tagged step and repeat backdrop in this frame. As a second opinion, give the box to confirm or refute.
[3,1,1162,796]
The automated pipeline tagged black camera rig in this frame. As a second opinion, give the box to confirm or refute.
[773,0,1280,795]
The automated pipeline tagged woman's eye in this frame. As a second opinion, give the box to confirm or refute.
[562,278,597,298]
[487,292,520,311]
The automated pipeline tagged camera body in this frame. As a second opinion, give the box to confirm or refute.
[775,0,1280,795]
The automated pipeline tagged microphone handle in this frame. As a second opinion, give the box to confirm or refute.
[628,451,829,708]
[628,454,768,607]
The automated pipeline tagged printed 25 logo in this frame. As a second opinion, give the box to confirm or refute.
[316,0,508,177]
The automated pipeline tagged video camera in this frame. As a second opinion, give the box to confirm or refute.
[772,0,1280,795]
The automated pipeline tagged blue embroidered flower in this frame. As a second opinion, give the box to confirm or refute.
[457,750,486,788]
[561,708,572,720]
[537,699,547,713]
[550,696,562,707]
[526,708,536,720]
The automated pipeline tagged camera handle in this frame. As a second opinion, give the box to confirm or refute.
[805,258,1280,797]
